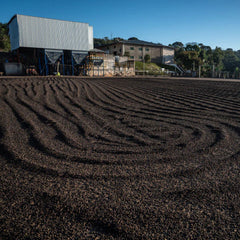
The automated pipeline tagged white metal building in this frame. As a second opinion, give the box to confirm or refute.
[8,14,93,51]
[8,14,94,75]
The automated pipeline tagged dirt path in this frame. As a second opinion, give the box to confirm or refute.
[0,77,239,239]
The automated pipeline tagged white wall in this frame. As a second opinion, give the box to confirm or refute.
[162,48,175,64]
[9,15,93,51]
[88,26,93,50]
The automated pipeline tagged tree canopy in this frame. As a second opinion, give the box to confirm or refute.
[0,23,10,51]
[128,37,139,41]
[173,42,240,77]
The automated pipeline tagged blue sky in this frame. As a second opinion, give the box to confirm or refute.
[1,0,240,50]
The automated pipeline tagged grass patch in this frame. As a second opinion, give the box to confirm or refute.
[135,61,163,75]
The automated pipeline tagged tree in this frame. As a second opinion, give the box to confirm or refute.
[128,37,139,41]
[213,47,224,67]
[235,50,240,59]
[144,54,150,63]
[113,37,124,42]
[185,44,200,52]
[171,41,184,49]
[175,51,193,69]
[94,38,106,47]
[223,49,240,74]
[0,23,10,51]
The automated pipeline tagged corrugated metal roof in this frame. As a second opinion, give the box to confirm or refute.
[99,39,174,49]
[122,39,163,47]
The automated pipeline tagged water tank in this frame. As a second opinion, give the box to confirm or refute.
[3,62,24,76]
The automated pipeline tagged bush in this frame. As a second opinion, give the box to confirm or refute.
[144,54,150,63]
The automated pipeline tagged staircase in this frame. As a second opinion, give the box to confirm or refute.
[169,64,185,74]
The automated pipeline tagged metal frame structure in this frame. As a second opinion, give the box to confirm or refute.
[8,14,93,76]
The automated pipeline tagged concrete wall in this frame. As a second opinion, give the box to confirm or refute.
[123,45,174,64]
[162,48,175,64]
[147,46,162,63]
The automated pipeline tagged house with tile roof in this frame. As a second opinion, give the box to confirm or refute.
[96,39,174,65]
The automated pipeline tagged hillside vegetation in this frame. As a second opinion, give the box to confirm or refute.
[135,61,162,74]
[0,23,10,51]
[135,61,178,75]
[170,42,240,77]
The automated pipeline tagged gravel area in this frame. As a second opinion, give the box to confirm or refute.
[0,76,240,239]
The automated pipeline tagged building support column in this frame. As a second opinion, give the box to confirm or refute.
[62,52,65,75]
[44,50,49,76]
[71,54,74,75]
[38,56,42,75]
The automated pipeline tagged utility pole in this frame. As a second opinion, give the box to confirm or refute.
[192,61,195,77]
[212,64,215,78]
[199,65,201,78]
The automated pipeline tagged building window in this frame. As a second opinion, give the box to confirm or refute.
[119,49,122,52]
[139,48,142,51]
[146,48,149,51]
[130,56,134,59]
[130,47,134,50]
[114,45,116,48]
[139,56,143,59]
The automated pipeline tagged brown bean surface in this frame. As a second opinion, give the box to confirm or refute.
[0,77,239,239]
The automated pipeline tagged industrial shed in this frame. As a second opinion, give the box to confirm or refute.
[8,14,93,75]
